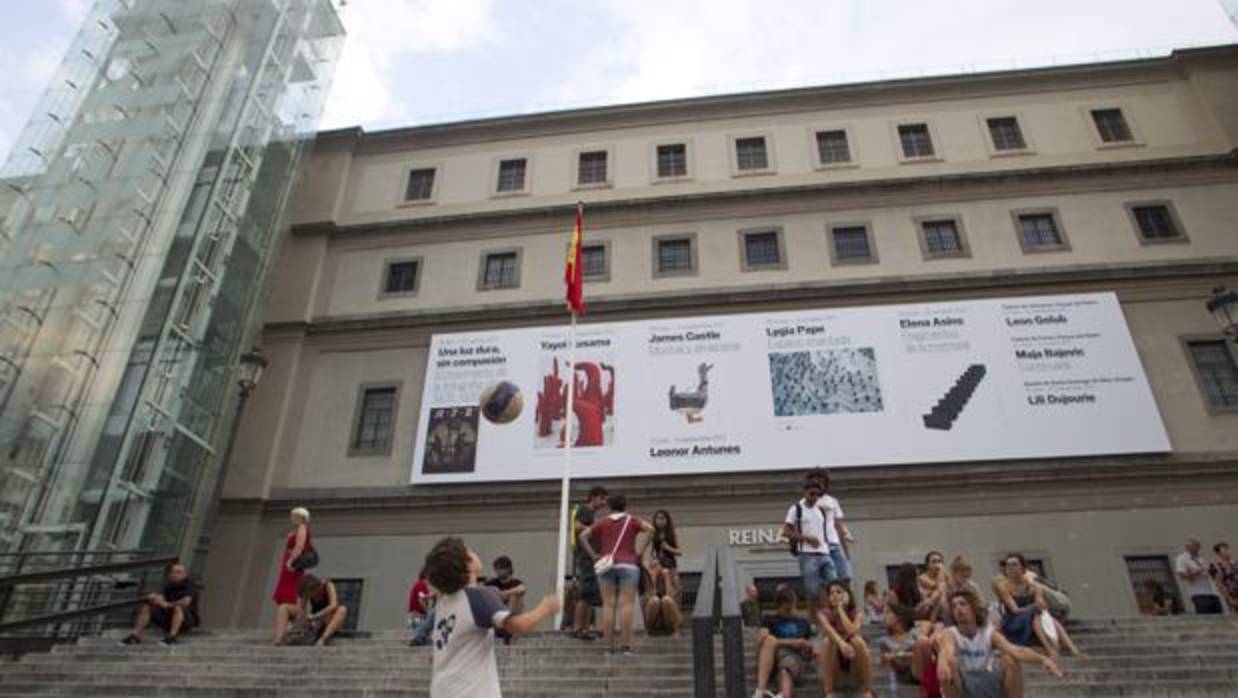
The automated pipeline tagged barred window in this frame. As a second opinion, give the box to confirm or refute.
[1092,109,1133,143]
[815,130,851,164]
[581,244,607,279]
[482,252,519,288]
[383,260,419,294]
[578,151,608,185]
[656,144,688,178]
[1018,213,1063,249]
[1131,205,1181,241]
[656,238,693,274]
[404,168,435,201]
[898,124,935,158]
[735,137,769,171]
[496,158,527,192]
[832,226,872,260]
[987,117,1026,151]
[743,231,781,268]
[921,219,963,256]
[352,387,396,453]
[1187,340,1238,408]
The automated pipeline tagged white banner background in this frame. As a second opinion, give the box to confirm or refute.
[411,292,1169,483]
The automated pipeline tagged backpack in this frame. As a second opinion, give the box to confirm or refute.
[788,502,829,558]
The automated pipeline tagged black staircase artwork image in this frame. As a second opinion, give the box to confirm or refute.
[923,364,987,430]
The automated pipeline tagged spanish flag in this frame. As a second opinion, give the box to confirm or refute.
[564,204,585,315]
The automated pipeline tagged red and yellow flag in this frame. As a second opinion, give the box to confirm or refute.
[564,204,585,315]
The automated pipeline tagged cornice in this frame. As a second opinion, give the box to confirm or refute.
[265,256,1238,339]
[291,152,1238,245]
[236,451,1238,517]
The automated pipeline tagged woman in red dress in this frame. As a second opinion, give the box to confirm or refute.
[272,507,311,644]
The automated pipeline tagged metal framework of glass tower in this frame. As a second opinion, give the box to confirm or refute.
[0,0,343,566]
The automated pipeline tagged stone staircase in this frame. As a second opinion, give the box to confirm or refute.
[0,616,1234,697]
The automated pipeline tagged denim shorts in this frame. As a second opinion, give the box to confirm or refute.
[798,553,837,600]
[597,564,640,589]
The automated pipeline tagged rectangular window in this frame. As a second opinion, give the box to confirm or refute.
[1187,340,1238,408]
[496,158,527,193]
[352,387,396,453]
[920,219,963,256]
[577,150,608,185]
[1092,108,1133,143]
[735,137,769,171]
[832,226,872,260]
[815,130,851,164]
[987,117,1026,151]
[743,230,781,268]
[482,252,519,289]
[581,244,607,279]
[656,144,688,178]
[898,123,935,158]
[383,260,419,295]
[1017,213,1064,249]
[404,168,435,201]
[656,237,693,274]
[331,578,364,632]
[1125,556,1181,616]
[1131,205,1181,241]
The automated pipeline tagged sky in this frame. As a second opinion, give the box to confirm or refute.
[0,0,1236,163]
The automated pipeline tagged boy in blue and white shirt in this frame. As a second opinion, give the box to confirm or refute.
[424,537,560,698]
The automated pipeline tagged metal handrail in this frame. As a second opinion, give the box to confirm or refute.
[0,556,177,587]
[690,545,746,698]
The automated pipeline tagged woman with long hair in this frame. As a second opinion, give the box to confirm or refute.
[992,553,1081,657]
[640,509,681,596]
[817,580,873,698]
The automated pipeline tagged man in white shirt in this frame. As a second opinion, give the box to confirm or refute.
[425,537,560,697]
[781,480,836,609]
[1175,538,1222,615]
[807,468,852,583]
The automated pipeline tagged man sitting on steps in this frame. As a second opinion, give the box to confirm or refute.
[935,589,1063,698]
[121,561,199,646]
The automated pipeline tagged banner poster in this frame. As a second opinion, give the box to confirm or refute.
[412,292,1170,483]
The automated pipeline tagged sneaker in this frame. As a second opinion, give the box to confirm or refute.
[620,645,634,656]
[159,635,178,647]
[120,635,140,646]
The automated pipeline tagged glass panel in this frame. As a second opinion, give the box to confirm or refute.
[385,261,418,294]
[816,130,850,164]
[1188,341,1238,407]
[405,169,435,201]
[833,227,871,259]
[922,220,961,255]
[735,137,768,170]
[496,159,526,192]
[899,124,935,157]
[656,144,687,178]
[581,245,607,279]
[657,239,693,272]
[1092,109,1133,142]
[744,232,780,267]
[987,117,1026,150]
[1018,214,1061,248]
[577,151,607,185]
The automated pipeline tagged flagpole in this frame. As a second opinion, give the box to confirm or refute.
[553,203,582,630]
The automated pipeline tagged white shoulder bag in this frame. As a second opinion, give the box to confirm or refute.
[593,515,633,576]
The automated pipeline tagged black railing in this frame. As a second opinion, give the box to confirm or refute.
[0,554,176,646]
[691,545,745,698]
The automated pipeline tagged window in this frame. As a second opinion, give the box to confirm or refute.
[987,117,1026,151]
[381,259,420,296]
[741,229,782,270]
[815,130,851,165]
[735,137,769,171]
[577,150,608,185]
[656,143,688,178]
[404,168,435,201]
[496,158,527,193]
[993,556,1049,581]
[1125,556,1182,616]
[351,386,397,455]
[480,251,520,289]
[1092,108,1133,143]
[654,236,695,276]
[1187,340,1238,409]
[898,123,935,158]
[580,244,608,280]
[831,225,874,262]
[1130,204,1183,242]
[1016,212,1066,251]
[919,218,966,258]
[331,578,364,632]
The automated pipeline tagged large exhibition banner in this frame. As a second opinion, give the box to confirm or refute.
[411,292,1170,483]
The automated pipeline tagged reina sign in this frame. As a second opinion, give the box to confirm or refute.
[728,528,784,546]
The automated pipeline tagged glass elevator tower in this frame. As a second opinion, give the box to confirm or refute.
[0,0,343,567]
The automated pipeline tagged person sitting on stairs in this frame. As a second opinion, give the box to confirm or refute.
[935,589,1063,698]
[121,561,199,646]
[752,583,815,698]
